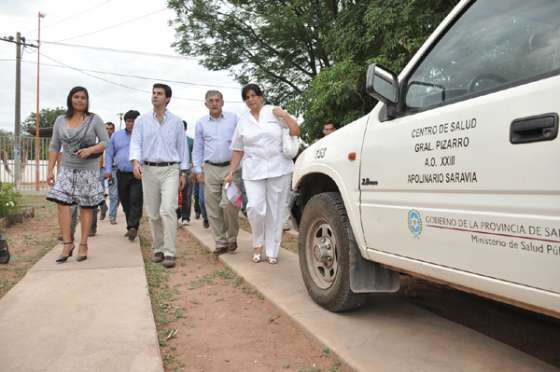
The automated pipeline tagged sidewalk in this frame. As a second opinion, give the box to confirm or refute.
[187,218,557,372]
[0,212,163,372]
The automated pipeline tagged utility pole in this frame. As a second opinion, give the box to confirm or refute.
[117,113,123,130]
[14,32,22,190]
[0,33,36,190]
[35,12,46,191]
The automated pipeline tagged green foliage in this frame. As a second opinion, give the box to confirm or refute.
[0,184,20,218]
[169,0,458,141]
[298,61,374,143]
[22,107,65,134]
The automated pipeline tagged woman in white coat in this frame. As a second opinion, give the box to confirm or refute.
[225,84,300,264]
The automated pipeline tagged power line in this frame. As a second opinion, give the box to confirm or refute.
[38,52,243,103]
[40,40,198,60]
[0,57,240,89]
[56,8,167,42]
[25,0,113,33]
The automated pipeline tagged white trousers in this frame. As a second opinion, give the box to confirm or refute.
[244,173,292,259]
[142,165,179,257]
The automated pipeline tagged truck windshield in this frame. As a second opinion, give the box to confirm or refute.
[405,0,560,110]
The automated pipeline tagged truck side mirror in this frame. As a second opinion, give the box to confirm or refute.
[366,64,399,105]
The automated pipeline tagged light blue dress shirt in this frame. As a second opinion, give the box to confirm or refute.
[192,111,239,173]
[129,110,190,170]
[104,129,134,173]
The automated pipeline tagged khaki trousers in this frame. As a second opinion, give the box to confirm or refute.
[203,163,240,248]
[142,165,179,257]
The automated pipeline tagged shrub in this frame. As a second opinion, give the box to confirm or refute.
[0,184,20,218]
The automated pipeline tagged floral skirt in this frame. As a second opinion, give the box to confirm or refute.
[47,167,104,208]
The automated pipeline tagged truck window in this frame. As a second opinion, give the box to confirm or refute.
[405,0,560,110]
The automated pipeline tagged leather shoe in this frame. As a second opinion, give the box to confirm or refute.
[151,252,164,263]
[162,256,176,268]
[228,241,238,253]
[203,219,210,229]
[213,246,227,256]
[128,228,137,241]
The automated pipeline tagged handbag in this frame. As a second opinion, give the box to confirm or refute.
[77,115,102,159]
[282,128,299,159]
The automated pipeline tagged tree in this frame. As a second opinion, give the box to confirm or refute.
[22,107,65,134]
[169,0,458,141]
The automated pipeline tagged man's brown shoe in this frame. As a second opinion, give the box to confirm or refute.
[162,256,176,268]
[151,252,164,263]
[228,241,238,253]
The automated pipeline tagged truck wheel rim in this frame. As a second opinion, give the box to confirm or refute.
[306,221,338,289]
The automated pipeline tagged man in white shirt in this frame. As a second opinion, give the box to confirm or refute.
[192,90,240,254]
[129,83,190,268]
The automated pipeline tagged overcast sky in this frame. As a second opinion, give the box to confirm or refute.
[0,0,247,136]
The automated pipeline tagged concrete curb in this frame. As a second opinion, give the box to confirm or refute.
[185,218,556,372]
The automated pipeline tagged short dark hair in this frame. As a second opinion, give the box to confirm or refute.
[241,83,263,101]
[153,83,172,98]
[105,122,115,128]
[324,121,338,129]
[65,86,90,118]
[123,110,141,122]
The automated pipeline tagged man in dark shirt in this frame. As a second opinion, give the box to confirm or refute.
[105,110,142,241]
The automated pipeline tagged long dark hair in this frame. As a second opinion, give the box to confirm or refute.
[65,86,90,118]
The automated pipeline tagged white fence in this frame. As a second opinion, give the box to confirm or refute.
[0,136,51,191]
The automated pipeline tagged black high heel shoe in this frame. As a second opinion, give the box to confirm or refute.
[76,243,88,262]
[56,242,74,263]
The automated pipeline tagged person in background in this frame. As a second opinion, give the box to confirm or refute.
[104,121,119,224]
[129,83,189,269]
[89,155,106,236]
[193,181,209,228]
[322,121,337,137]
[46,86,108,263]
[178,120,195,226]
[105,110,142,241]
[225,83,300,264]
[192,90,240,255]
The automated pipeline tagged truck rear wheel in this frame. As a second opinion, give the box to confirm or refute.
[298,192,367,312]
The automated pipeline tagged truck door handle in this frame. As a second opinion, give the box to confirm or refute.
[510,113,558,144]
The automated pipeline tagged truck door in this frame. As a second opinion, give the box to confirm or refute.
[359,0,560,294]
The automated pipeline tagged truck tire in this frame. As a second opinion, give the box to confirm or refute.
[298,192,367,312]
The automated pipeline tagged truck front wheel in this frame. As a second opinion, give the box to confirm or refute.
[298,192,367,312]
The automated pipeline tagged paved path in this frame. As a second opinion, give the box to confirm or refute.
[188,218,558,372]
[0,212,163,372]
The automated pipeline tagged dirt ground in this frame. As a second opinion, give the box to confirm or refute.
[0,195,58,299]
[139,222,352,372]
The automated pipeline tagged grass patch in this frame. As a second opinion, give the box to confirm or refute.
[139,224,183,370]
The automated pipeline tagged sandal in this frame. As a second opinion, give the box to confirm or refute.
[267,257,278,265]
[56,242,74,263]
[76,243,88,262]
[252,246,263,263]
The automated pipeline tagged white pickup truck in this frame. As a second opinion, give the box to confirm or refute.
[290,0,560,318]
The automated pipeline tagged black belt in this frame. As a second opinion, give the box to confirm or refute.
[205,160,230,167]
[144,161,178,167]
